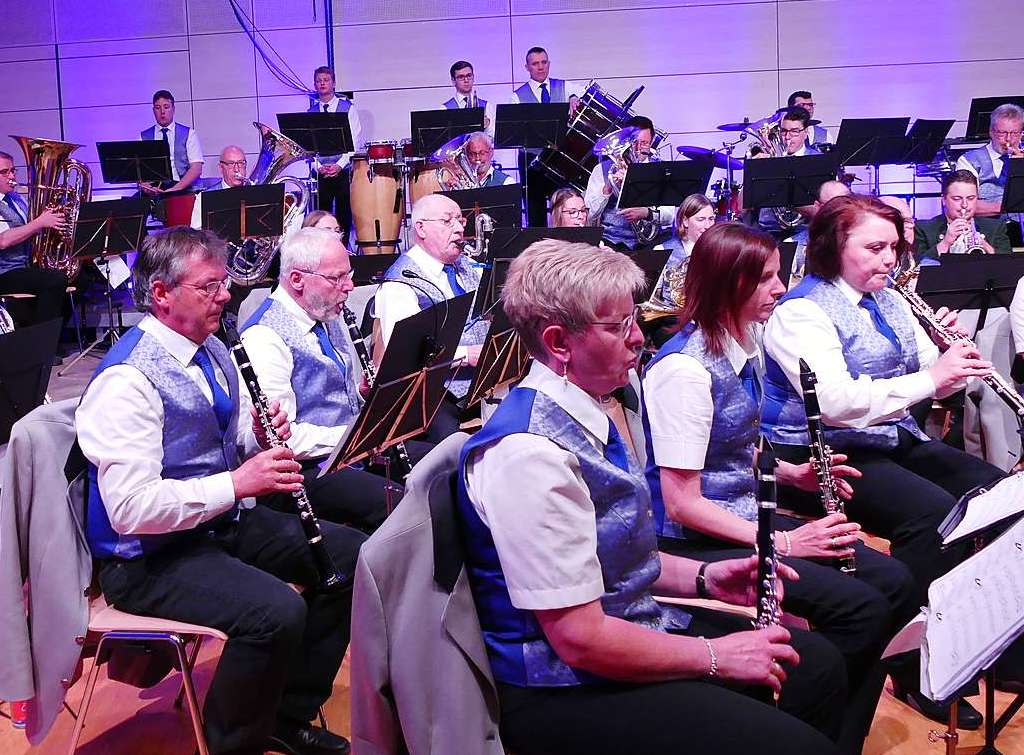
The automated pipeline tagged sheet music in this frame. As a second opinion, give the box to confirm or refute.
[943,471,1024,545]
[94,254,131,289]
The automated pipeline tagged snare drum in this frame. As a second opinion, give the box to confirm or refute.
[364,140,397,168]
[350,154,402,254]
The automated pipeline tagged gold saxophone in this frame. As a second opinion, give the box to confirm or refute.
[11,135,92,280]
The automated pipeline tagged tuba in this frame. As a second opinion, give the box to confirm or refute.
[225,122,311,286]
[593,127,659,244]
[747,121,803,230]
[11,135,92,280]
[431,133,481,191]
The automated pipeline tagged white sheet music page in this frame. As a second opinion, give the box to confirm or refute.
[942,472,1024,546]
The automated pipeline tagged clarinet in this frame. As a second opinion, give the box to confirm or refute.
[798,358,857,575]
[223,322,343,591]
[754,441,783,629]
[341,305,413,476]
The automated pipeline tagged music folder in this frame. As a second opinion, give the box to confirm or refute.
[618,161,713,210]
[465,302,531,410]
[441,183,523,238]
[72,197,149,260]
[742,154,837,209]
[96,140,173,185]
[493,103,569,151]
[831,117,910,167]
[201,183,285,243]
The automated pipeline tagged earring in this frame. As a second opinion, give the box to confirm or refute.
[562,357,570,387]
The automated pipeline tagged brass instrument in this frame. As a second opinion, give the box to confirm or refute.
[592,127,659,244]
[430,133,482,191]
[950,207,985,255]
[747,121,803,229]
[638,257,686,323]
[225,122,311,286]
[11,135,92,280]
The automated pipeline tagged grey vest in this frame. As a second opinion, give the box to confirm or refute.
[962,146,1008,203]
[0,192,30,273]
[514,79,567,103]
[141,124,191,181]
[444,95,488,110]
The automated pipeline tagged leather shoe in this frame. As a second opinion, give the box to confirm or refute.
[891,682,982,730]
[994,677,1024,695]
[265,720,351,755]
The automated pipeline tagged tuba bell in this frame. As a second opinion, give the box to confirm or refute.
[746,120,803,230]
[430,133,481,190]
[592,127,659,244]
[11,135,92,280]
[225,122,311,286]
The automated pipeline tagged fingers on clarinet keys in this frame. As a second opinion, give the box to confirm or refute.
[232,446,303,499]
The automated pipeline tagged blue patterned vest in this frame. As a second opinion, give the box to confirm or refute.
[657,236,690,302]
[141,124,191,181]
[444,95,489,110]
[642,325,760,541]
[808,124,828,148]
[0,192,30,273]
[240,297,360,436]
[307,97,353,115]
[597,157,660,249]
[961,146,1007,203]
[85,327,241,560]
[383,251,489,398]
[481,167,511,186]
[514,79,567,103]
[457,386,691,687]
[761,276,929,450]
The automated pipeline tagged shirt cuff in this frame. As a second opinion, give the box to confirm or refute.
[903,370,937,404]
[508,577,605,611]
[650,435,709,471]
[202,471,239,518]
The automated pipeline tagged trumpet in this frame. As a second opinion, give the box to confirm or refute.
[951,207,986,255]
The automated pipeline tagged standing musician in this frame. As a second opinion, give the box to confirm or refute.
[584,115,674,250]
[955,102,1024,217]
[464,132,515,187]
[457,238,846,755]
[788,91,829,148]
[309,66,361,246]
[189,144,248,229]
[760,194,1006,727]
[240,227,399,533]
[376,194,488,441]
[444,60,494,133]
[548,186,588,227]
[641,222,917,753]
[76,226,364,755]
[914,170,1011,262]
[139,89,204,195]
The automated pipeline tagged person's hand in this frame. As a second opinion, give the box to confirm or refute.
[319,163,341,177]
[779,454,860,501]
[34,208,67,231]
[706,626,800,693]
[230,446,303,498]
[619,207,650,223]
[464,344,483,367]
[569,95,580,118]
[979,235,996,255]
[704,554,799,607]
[483,114,492,131]
[931,306,970,342]
[786,513,860,560]
[928,340,992,398]
[251,399,291,449]
[357,373,371,400]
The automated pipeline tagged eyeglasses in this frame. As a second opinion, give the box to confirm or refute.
[297,268,354,287]
[589,305,642,339]
[453,73,474,81]
[219,159,247,168]
[419,216,467,228]
[180,277,232,297]
[780,127,806,136]
[993,130,1023,139]
[0,167,15,176]
[560,207,587,217]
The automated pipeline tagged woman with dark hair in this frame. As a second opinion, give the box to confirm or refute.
[641,222,917,754]
[548,186,588,227]
[761,194,1005,727]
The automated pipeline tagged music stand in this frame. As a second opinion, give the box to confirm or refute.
[465,302,531,410]
[320,293,472,476]
[201,184,285,243]
[277,111,354,155]
[966,96,1024,141]
[410,107,485,156]
[915,255,1024,332]
[832,118,911,194]
[442,184,523,238]
[630,248,672,302]
[350,253,398,287]
[618,161,713,210]
[96,140,173,185]
[901,119,955,165]
[0,318,61,444]
[742,154,837,210]
[495,103,570,219]
[1001,158,1024,215]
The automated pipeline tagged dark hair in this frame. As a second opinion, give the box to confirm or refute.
[625,115,655,134]
[0,151,13,162]
[787,90,812,108]
[781,106,810,128]
[313,66,335,81]
[152,90,174,104]
[450,60,473,79]
[806,194,909,280]
[942,169,979,194]
[526,46,547,59]
[678,222,778,356]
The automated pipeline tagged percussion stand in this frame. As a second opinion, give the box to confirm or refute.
[721,135,745,221]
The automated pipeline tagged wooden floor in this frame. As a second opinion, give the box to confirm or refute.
[3,351,1022,754]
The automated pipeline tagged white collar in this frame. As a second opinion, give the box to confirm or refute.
[407,244,447,277]
[270,285,317,332]
[790,144,808,157]
[724,327,762,375]
[320,96,339,109]
[987,141,1006,163]
[139,314,205,368]
[834,276,867,305]
[155,121,176,134]
[530,78,551,92]
[519,360,611,445]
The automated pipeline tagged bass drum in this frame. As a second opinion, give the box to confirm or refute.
[350,154,402,255]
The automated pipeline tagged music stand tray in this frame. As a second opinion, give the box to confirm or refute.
[442,184,523,238]
[618,161,713,210]
[350,253,398,287]
[966,96,1024,141]
[0,318,61,444]
[465,302,531,409]
[1001,158,1024,215]
[201,184,285,243]
[277,111,354,155]
[97,140,172,185]
[742,154,837,209]
[915,255,1024,314]
[832,117,911,167]
[410,107,485,156]
[494,103,569,150]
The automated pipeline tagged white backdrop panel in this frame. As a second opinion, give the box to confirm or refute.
[0,60,60,113]
[189,32,258,100]
[254,28,325,97]
[60,51,192,109]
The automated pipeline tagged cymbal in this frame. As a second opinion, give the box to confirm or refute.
[717,116,770,132]
[676,145,743,171]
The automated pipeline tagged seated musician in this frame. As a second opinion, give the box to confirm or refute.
[139,89,204,196]
[788,91,829,147]
[658,193,716,280]
[584,115,674,250]
[751,107,821,234]
[548,187,588,227]
[955,102,1024,217]
[444,60,494,133]
[189,144,248,229]
[457,238,846,754]
[789,180,851,280]
[309,65,362,246]
[76,226,364,755]
[761,194,1006,727]
[914,170,1011,262]
[641,222,917,753]
[303,209,343,232]
[376,194,488,441]
[465,132,515,187]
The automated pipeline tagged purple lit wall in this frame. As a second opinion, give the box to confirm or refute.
[2,0,1022,215]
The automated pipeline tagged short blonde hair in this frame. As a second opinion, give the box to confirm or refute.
[503,239,645,357]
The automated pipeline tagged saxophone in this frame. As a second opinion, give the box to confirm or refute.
[798,358,856,574]
[754,441,783,629]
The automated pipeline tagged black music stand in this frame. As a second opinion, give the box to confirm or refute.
[832,118,910,193]
[618,161,713,210]
[442,184,523,238]
[320,293,472,476]
[495,103,570,221]
[465,302,531,410]
[901,119,955,165]
[630,248,672,302]
[201,183,285,243]
[410,107,485,156]
[915,255,1024,333]
[0,318,61,444]
[96,140,173,185]
[350,253,398,287]
[277,112,354,155]
[1001,158,1024,215]
[966,96,1024,141]
[743,154,837,210]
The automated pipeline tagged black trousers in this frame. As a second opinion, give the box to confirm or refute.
[0,266,67,326]
[97,505,365,755]
[662,516,918,753]
[317,169,352,243]
[497,606,841,755]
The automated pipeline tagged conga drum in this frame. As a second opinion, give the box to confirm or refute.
[409,160,442,204]
[349,151,402,255]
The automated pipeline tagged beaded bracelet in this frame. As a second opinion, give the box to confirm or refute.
[699,636,718,678]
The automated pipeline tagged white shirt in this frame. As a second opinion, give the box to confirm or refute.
[312,96,362,170]
[479,164,515,186]
[240,286,354,459]
[583,159,674,226]
[464,360,607,610]
[643,328,760,471]
[512,78,585,104]
[764,277,941,430]
[448,91,497,137]
[189,179,229,229]
[76,315,259,537]
[147,121,204,181]
[956,142,1005,180]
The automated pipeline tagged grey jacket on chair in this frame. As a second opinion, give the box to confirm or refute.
[349,432,504,755]
[0,399,91,743]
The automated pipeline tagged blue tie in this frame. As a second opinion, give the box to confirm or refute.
[444,264,466,296]
[540,82,550,104]
[739,359,763,407]
[860,295,901,351]
[999,153,1010,186]
[313,321,347,378]
[605,418,631,473]
[192,346,233,434]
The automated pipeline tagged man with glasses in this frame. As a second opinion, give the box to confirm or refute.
[77,226,364,755]
[240,227,396,533]
[751,107,821,234]
[377,194,489,440]
[444,60,494,133]
[465,132,513,187]
[956,103,1024,218]
[787,91,829,148]
[189,144,248,229]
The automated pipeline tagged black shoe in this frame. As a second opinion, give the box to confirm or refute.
[891,682,983,730]
[265,720,351,755]
[994,677,1024,695]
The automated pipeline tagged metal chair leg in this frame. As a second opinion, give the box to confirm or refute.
[66,637,108,754]
[174,635,204,709]
[170,634,210,755]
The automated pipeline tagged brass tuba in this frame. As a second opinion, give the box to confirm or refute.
[225,122,311,286]
[11,135,92,280]
[748,121,803,230]
[430,133,481,190]
[593,127,659,244]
